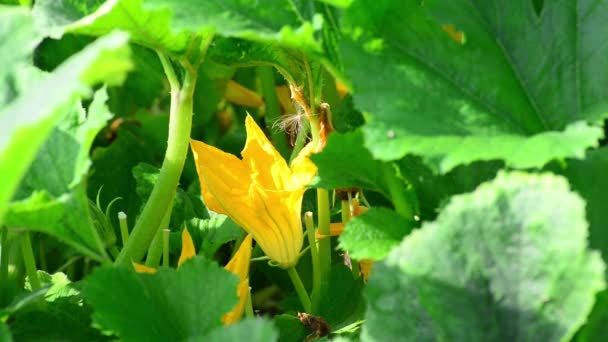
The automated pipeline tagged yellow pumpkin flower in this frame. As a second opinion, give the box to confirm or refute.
[222,234,253,325]
[190,115,316,268]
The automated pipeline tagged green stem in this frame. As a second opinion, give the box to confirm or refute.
[1,226,9,283]
[245,287,254,318]
[287,267,312,313]
[108,246,120,260]
[258,66,290,159]
[20,231,41,290]
[38,238,47,271]
[145,229,162,268]
[342,198,359,279]
[304,212,321,314]
[145,198,173,268]
[384,163,414,220]
[162,229,170,267]
[118,211,129,246]
[115,54,196,266]
[316,189,331,286]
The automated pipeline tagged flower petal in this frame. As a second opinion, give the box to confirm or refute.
[223,235,253,325]
[132,262,157,274]
[178,228,196,268]
[190,139,250,216]
[242,115,291,190]
[247,184,304,268]
[290,142,317,188]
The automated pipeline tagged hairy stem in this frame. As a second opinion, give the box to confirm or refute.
[115,54,196,266]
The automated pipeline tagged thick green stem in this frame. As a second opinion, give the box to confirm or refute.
[258,66,290,159]
[287,267,312,313]
[20,231,41,290]
[162,229,170,267]
[145,198,173,268]
[316,189,332,285]
[384,163,414,220]
[115,55,196,266]
[304,212,321,314]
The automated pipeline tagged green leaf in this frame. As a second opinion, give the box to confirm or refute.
[34,0,322,55]
[5,88,119,260]
[398,157,502,221]
[560,147,608,267]
[5,189,106,260]
[320,265,364,330]
[311,130,390,198]
[0,31,132,225]
[339,207,412,261]
[83,256,239,341]
[87,122,159,230]
[33,0,190,53]
[274,314,307,342]
[8,298,109,342]
[0,322,12,342]
[577,290,608,341]
[204,318,278,342]
[341,0,608,172]
[193,211,246,259]
[0,6,42,90]
[362,172,605,341]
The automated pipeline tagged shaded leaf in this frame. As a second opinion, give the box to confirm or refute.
[363,172,605,341]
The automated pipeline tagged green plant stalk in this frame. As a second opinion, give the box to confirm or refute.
[1,226,9,283]
[145,229,163,268]
[162,229,170,267]
[384,163,414,220]
[304,212,321,314]
[20,231,41,290]
[316,189,332,284]
[287,267,312,313]
[38,238,47,271]
[258,66,290,159]
[118,211,129,246]
[115,55,196,266]
[245,287,254,318]
[145,197,173,268]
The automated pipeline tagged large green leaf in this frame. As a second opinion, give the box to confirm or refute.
[311,130,391,198]
[342,0,608,172]
[560,147,608,266]
[339,207,412,261]
[204,318,278,342]
[84,256,239,341]
[363,172,605,341]
[4,89,119,260]
[0,30,131,225]
[34,0,321,55]
[0,6,42,102]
